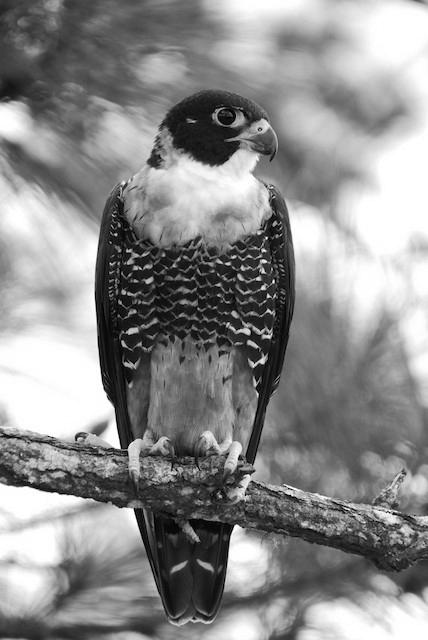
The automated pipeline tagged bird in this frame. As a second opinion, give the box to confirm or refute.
[91,89,295,625]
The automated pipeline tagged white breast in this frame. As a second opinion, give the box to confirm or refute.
[124,149,271,247]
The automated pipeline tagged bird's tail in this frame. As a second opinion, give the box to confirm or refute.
[135,509,232,625]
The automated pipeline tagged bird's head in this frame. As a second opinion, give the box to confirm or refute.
[148,89,278,170]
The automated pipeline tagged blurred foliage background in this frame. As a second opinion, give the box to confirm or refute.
[1,0,428,638]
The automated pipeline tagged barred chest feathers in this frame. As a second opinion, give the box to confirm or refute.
[123,149,272,247]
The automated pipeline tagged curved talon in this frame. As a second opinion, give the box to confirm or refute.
[194,436,206,469]
[166,440,175,460]
[223,465,234,484]
[194,435,206,469]
[128,435,175,490]
[165,440,176,465]
[130,468,140,494]
[75,432,88,443]
[223,454,245,484]
[226,474,251,503]
[210,486,226,501]
[170,449,178,470]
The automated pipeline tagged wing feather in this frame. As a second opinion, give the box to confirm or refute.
[95,182,133,447]
[246,184,295,464]
[96,184,164,601]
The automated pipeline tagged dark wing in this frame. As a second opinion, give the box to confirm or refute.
[96,183,186,619]
[245,184,295,464]
[95,182,133,447]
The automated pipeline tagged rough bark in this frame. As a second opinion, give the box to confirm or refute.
[1,425,428,571]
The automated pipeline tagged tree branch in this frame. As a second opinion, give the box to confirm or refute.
[1,426,428,571]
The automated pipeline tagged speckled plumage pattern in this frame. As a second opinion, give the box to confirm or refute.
[108,184,276,393]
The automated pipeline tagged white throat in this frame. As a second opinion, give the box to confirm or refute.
[124,148,271,248]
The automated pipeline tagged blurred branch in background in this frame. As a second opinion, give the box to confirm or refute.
[0,0,415,212]
[1,0,428,638]
[0,501,105,535]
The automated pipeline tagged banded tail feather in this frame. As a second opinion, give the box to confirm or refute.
[136,510,232,624]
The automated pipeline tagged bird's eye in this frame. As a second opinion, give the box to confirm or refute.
[213,107,246,128]
[216,108,236,125]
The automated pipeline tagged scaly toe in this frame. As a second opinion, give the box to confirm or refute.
[129,468,140,493]
[195,431,221,468]
[226,474,251,503]
[75,432,112,448]
[128,438,146,491]
[223,441,243,481]
[149,436,175,458]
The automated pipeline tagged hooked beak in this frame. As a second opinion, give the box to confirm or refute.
[226,118,278,161]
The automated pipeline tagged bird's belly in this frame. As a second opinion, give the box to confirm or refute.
[148,338,234,455]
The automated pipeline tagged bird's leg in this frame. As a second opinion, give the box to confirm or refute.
[74,432,112,448]
[223,440,251,503]
[195,431,221,457]
[195,431,219,467]
[195,431,231,468]
[149,435,175,457]
[194,433,250,502]
[226,473,251,503]
[218,436,233,455]
[223,440,242,479]
[128,431,153,490]
[128,430,176,491]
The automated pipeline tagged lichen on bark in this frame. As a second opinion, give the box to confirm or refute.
[1,425,428,571]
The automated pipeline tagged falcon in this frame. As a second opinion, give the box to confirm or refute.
[91,90,294,624]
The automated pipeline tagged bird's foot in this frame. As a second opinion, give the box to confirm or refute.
[195,431,231,468]
[74,432,112,448]
[149,435,175,458]
[194,435,250,502]
[223,440,242,480]
[128,437,149,491]
[223,440,251,503]
[128,431,175,491]
[226,473,251,503]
